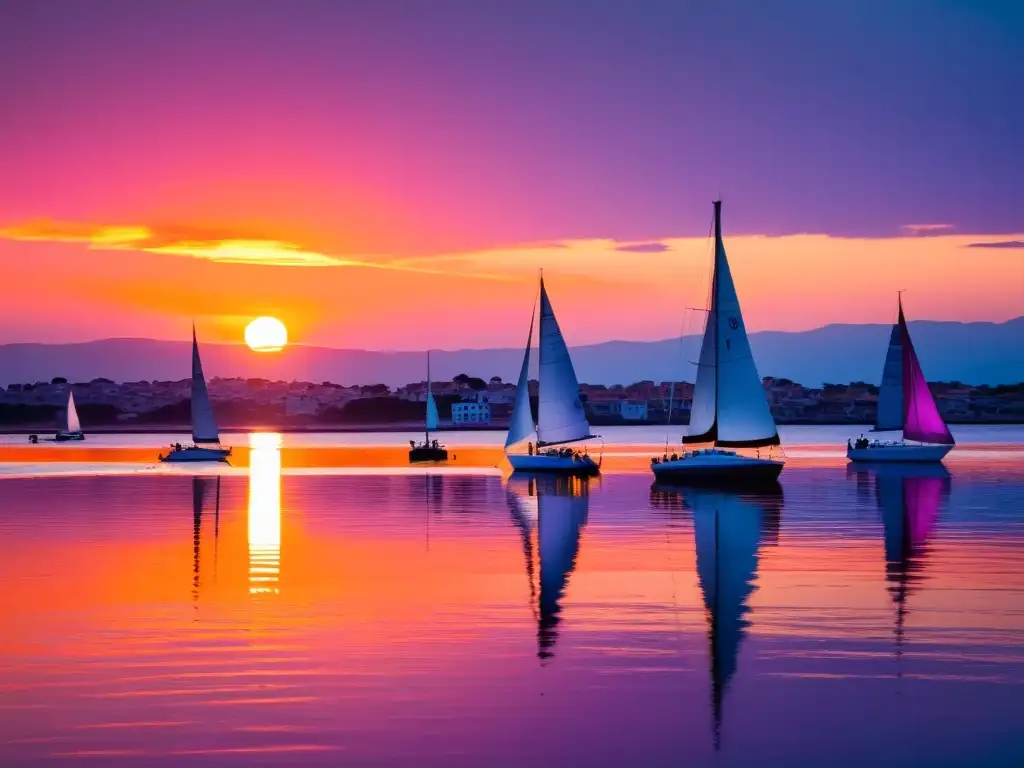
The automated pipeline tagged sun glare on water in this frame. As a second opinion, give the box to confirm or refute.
[244,316,288,352]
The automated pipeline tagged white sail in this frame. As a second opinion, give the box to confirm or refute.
[710,203,779,447]
[537,279,592,446]
[506,310,537,449]
[425,351,439,432]
[425,391,439,431]
[65,391,81,433]
[190,327,220,444]
[875,322,903,431]
[686,308,717,442]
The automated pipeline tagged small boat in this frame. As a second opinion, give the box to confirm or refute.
[505,275,600,475]
[409,351,448,463]
[846,297,955,463]
[160,326,232,463]
[54,391,85,441]
[651,200,783,484]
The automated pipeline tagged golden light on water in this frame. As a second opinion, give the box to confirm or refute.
[248,432,282,595]
[244,315,288,352]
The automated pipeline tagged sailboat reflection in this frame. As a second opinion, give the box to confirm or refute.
[655,482,782,750]
[191,475,221,604]
[248,433,282,596]
[852,462,950,664]
[506,473,590,662]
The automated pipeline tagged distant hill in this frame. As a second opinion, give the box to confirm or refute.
[2,317,1022,388]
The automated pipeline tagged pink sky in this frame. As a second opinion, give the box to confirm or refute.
[1,2,1022,349]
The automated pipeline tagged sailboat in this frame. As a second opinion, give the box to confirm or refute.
[505,276,600,475]
[55,390,85,441]
[159,325,232,462]
[651,200,783,484]
[506,473,589,662]
[846,297,955,462]
[409,351,448,462]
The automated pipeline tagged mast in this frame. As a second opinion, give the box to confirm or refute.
[426,350,431,444]
[712,200,722,441]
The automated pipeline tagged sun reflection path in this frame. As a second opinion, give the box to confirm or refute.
[248,432,282,596]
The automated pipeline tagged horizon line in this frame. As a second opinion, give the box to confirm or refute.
[2,314,1021,353]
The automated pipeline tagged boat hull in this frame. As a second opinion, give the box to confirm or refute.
[507,453,600,476]
[846,443,952,463]
[160,446,232,463]
[55,431,84,442]
[651,450,783,486]
[409,446,448,463]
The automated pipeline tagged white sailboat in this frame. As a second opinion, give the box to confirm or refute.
[505,276,600,475]
[847,297,955,462]
[160,325,232,462]
[652,200,783,484]
[55,390,85,441]
[409,351,448,462]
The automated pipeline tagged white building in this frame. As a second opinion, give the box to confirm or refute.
[620,401,649,421]
[452,393,492,425]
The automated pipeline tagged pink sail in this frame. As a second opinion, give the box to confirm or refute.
[900,305,955,445]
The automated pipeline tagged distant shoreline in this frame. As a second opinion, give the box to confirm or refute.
[2,419,1021,436]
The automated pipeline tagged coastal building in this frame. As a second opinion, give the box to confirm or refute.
[452,393,492,425]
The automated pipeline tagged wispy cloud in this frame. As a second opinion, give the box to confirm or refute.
[965,240,1024,249]
[614,241,669,253]
[0,218,527,282]
[0,219,351,267]
[902,223,954,235]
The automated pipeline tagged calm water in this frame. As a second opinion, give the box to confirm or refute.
[1,435,1023,765]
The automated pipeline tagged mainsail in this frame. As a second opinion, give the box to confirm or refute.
[65,391,81,433]
[505,311,537,449]
[900,303,954,445]
[425,351,439,433]
[537,278,592,446]
[190,326,220,444]
[875,323,903,431]
[684,201,780,448]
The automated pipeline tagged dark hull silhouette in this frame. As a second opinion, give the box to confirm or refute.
[409,446,448,463]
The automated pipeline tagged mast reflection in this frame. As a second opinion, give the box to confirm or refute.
[248,433,282,596]
[654,482,782,750]
[191,475,220,604]
[506,473,589,663]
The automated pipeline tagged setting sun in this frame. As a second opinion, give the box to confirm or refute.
[244,316,288,352]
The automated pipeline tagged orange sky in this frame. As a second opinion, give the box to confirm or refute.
[1,223,1022,349]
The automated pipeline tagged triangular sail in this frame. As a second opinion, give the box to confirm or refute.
[899,304,954,445]
[425,351,439,433]
[425,392,439,431]
[506,309,537,449]
[874,323,903,431]
[685,307,718,443]
[190,327,220,444]
[537,279,592,446]
[708,202,780,448]
[65,391,81,433]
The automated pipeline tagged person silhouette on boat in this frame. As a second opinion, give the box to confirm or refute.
[528,442,534,455]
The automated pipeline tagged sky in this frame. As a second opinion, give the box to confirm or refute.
[0,0,1022,350]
